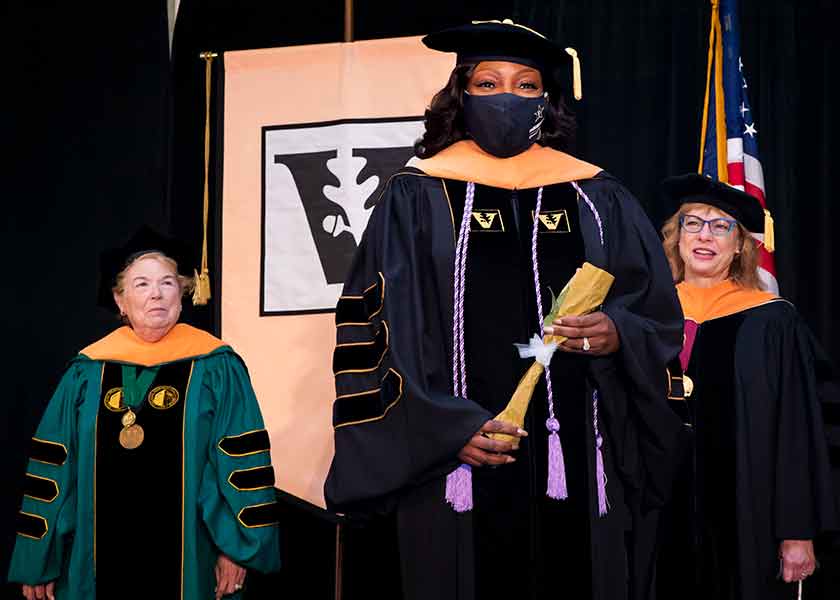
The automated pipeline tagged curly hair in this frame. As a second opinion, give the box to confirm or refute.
[414,64,577,159]
[661,203,761,289]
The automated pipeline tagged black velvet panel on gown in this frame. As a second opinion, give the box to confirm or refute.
[95,360,191,600]
[448,180,593,600]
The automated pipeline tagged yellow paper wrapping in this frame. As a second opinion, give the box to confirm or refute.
[490,262,614,444]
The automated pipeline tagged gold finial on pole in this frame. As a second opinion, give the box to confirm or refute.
[193,51,217,306]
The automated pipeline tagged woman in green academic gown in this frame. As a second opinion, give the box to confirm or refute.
[325,20,684,600]
[656,173,838,600]
[7,227,281,600]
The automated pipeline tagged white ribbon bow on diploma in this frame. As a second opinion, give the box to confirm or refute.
[514,334,559,367]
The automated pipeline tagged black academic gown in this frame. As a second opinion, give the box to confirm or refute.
[325,169,684,600]
[658,300,838,600]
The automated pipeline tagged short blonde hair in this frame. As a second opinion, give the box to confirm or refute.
[112,251,195,300]
[661,202,761,289]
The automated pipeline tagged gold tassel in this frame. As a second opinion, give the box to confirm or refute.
[193,51,217,306]
[193,267,211,304]
[565,47,582,101]
[763,208,775,253]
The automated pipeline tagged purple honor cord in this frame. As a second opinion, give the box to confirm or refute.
[445,182,476,512]
[570,181,609,515]
[531,187,568,500]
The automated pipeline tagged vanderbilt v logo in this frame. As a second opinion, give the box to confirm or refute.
[471,209,505,232]
[534,210,571,233]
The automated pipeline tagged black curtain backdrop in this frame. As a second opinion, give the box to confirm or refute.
[2,1,837,598]
[1,1,171,597]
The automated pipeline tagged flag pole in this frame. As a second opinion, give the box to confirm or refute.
[334,522,344,600]
[697,1,717,173]
[344,0,354,42]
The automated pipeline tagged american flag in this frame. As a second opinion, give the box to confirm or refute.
[698,0,778,293]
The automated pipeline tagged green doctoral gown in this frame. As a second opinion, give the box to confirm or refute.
[7,324,281,599]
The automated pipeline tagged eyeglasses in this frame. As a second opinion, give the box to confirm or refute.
[679,214,738,236]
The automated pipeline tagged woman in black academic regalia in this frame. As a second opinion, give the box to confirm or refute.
[656,173,838,600]
[325,20,686,600]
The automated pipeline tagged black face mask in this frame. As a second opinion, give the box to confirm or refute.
[463,92,547,158]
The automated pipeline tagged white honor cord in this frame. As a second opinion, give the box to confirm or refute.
[513,334,559,366]
[798,580,803,600]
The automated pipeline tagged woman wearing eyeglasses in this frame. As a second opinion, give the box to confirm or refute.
[656,173,837,600]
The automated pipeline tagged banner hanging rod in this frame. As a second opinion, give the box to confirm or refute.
[344,0,354,42]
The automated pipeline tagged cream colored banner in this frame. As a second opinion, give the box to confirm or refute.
[221,37,454,508]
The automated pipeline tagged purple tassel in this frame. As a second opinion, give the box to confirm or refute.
[595,434,608,516]
[592,390,609,516]
[545,417,568,500]
[445,464,473,512]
